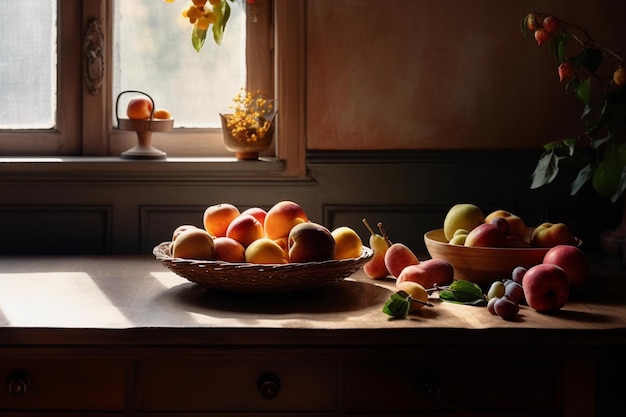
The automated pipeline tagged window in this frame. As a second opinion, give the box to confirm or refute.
[0,0,305,172]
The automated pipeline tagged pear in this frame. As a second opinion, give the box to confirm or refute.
[362,218,391,279]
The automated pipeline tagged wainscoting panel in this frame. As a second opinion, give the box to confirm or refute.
[0,205,112,255]
[324,204,450,257]
[0,151,618,256]
[140,205,208,254]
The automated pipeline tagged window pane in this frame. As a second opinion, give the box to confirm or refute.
[0,0,56,129]
[113,0,246,128]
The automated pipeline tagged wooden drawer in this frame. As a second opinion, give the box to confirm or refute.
[0,358,126,411]
[136,358,337,412]
[344,356,563,414]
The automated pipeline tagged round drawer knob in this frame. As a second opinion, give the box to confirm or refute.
[7,371,31,397]
[417,374,440,400]
[257,373,281,400]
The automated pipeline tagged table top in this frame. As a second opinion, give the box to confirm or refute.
[0,255,624,347]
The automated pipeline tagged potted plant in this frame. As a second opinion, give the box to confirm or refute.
[521,12,626,262]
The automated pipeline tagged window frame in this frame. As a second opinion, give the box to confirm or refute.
[0,0,305,178]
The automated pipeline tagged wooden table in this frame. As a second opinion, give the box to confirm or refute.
[0,255,624,416]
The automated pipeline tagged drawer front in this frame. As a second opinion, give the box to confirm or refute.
[0,358,126,411]
[136,358,337,412]
[344,358,563,414]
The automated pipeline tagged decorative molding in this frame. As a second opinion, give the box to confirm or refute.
[83,19,105,96]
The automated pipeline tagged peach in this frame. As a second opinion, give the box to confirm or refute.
[213,236,245,263]
[126,97,153,120]
[241,207,267,227]
[288,222,336,263]
[384,243,419,278]
[484,210,527,240]
[264,200,308,240]
[226,213,265,248]
[331,226,363,260]
[396,259,454,289]
[153,108,172,119]
[274,236,290,260]
[531,222,577,248]
[172,224,198,241]
[245,237,287,264]
[203,203,240,237]
[171,228,215,260]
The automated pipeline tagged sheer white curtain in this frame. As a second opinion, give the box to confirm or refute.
[0,0,56,129]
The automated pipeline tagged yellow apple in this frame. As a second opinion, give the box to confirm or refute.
[443,203,485,241]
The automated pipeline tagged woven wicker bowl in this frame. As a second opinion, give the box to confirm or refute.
[153,241,373,293]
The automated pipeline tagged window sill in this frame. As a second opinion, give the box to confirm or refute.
[0,156,295,182]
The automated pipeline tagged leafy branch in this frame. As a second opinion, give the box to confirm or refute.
[521,12,626,202]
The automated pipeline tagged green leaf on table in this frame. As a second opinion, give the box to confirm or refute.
[438,280,486,306]
[382,291,411,319]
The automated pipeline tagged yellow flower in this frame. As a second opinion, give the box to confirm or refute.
[225,89,275,144]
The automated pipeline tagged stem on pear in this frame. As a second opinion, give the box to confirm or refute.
[377,222,393,247]
[362,218,376,236]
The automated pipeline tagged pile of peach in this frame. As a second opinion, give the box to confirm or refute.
[126,96,171,120]
[169,200,364,264]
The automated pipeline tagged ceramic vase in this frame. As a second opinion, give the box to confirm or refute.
[219,113,276,161]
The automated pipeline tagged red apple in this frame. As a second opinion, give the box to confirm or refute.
[522,263,570,312]
[542,245,588,290]
[464,223,507,247]
[288,222,336,263]
[531,222,577,248]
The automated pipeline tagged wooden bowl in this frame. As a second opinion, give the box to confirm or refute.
[424,228,550,286]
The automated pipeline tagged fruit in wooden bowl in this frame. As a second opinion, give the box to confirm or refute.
[424,228,559,286]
